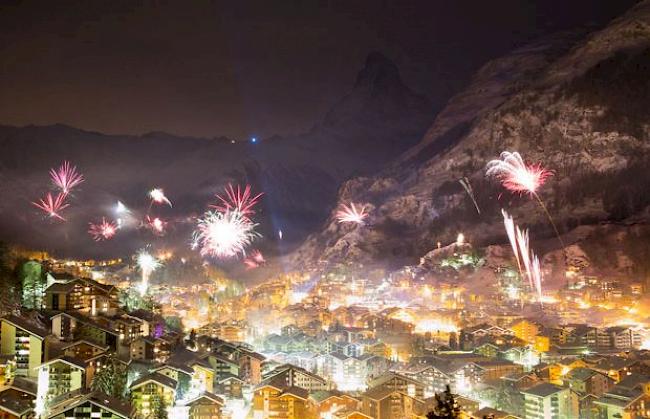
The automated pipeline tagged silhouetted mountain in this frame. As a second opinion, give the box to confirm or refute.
[0,53,434,264]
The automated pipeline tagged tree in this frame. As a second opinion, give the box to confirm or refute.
[186,329,197,350]
[91,354,127,400]
[175,372,191,401]
[0,243,22,313]
[149,394,168,419]
[427,386,461,419]
[164,316,182,332]
[20,261,45,309]
[449,332,458,350]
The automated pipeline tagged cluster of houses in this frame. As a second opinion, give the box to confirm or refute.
[0,272,650,418]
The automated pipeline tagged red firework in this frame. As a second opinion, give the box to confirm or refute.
[50,161,84,195]
[211,184,263,217]
[486,151,552,195]
[32,192,70,221]
[88,218,117,241]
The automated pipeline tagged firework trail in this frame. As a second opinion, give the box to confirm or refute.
[114,201,133,229]
[149,188,172,207]
[50,161,84,195]
[336,202,369,224]
[502,212,545,304]
[278,230,283,240]
[487,151,564,249]
[516,227,533,289]
[502,210,521,274]
[459,177,480,214]
[211,184,263,216]
[531,254,543,303]
[192,210,260,259]
[32,192,69,221]
[136,249,162,295]
[88,218,117,241]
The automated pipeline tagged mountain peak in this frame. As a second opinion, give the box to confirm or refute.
[322,52,431,130]
[353,51,402,91]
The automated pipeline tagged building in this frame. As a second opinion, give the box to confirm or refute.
[111,314,148,343]
[0,315,49,378]
[238,348,265,385]
[310,390,360,418]
[186,392,224,419]
[129,372,177,418]
[509,319,541,344]
[0,385,35,419]
[253,380,317,419]
[522,382,579,419]
[50,312,120,351]
[360,387,424,419]
[367,371,425,399]
[43,277,119,315]
[264,364,328,391]
[563,367,615,396]
[37,357,87,405]
[45,391,133,419]
[61,340,107,361]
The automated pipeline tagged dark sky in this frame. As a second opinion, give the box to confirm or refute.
[0,0,638,139]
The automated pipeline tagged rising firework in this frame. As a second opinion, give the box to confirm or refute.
[114,201,132,229]
[211,184,263,216]
[502,210,521,274]
[459,177,480,214]
[336,202,368,224]
[50,161,84,195]
[149,188,172,207]
[192,210,260,259]
[115,201,129,215]
[88,218,117,241]
[516,227,533,289]
[501,210,544,303]
[136,249,162,295]
[530,254,543,303]
[32,192,69,221]
[487,151,564,249]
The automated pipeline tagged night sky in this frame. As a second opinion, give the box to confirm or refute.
[0,0,638,139]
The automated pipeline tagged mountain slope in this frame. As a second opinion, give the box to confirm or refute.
[292,0,650,269]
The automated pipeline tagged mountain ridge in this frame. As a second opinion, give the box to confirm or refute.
[290,0,650,270]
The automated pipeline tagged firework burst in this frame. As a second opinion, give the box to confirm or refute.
[146,216,166,235]
[88,218,117,241]
[243,249,266,269]
[486,151,552,196]
[336,202,369,224]
[149,188,172,207]
[50,161,84,195]
[488,151,564,249]
[32,192,69,221]
[136,249,162,295]
[193,210,260,259]
[211,184,263,216]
